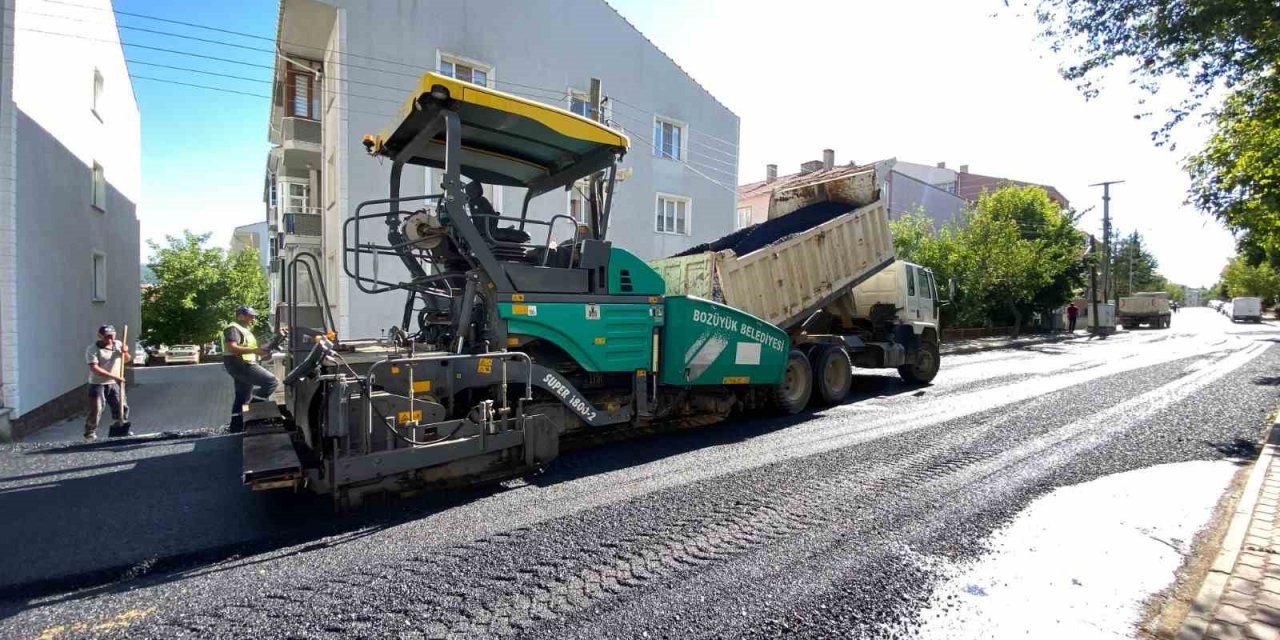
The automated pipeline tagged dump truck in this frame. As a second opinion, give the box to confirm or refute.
[242,73,941,507]
[650,167,943,406]
[1117,292,1171,329]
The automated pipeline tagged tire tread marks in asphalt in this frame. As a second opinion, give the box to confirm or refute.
[17,336,1279,640]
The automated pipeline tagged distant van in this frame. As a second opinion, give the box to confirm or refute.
[1229,297,1263,323]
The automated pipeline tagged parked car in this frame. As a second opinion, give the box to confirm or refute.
[1228,296,1263,323]
[166,344,200,365]
[1208,300,1223,311]
[147,344,168,366]
[131,342,148,367]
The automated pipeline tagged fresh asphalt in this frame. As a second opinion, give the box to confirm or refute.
[1,308,1277,639]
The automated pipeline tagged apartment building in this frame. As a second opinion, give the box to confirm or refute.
[265,0,741,339]
[0,0,141,438]
[739,153,1069,232]
[736,151,968,230]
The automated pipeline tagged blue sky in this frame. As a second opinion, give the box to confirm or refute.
[116,0,275,255]
[114,0,1234,287]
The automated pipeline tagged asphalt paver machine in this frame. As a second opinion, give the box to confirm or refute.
[243,73,799,507]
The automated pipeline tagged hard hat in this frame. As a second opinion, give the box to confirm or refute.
[97,324,116,336]
[234,305,258,317]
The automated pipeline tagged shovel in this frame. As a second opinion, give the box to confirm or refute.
[108,324,133,438]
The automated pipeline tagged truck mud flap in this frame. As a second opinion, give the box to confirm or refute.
[242,427,303,491]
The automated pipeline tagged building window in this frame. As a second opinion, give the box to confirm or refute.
[656,195,690,235]
[653,117,685,161]
[286,67,317,119]
[90,162,106,212]
[440,54,490,87]
[91,252,107,302]
[92,68,103,120]
[736,207,752,230]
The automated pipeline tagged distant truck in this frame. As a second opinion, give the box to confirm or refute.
[1117,292,1171,329]
[1227,296,1263,323]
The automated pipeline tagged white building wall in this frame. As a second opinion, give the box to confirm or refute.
[0,0,19,413]
[2,0,140,417]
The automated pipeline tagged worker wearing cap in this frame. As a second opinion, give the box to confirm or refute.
[221,305,278,433]
[84,324,129,440]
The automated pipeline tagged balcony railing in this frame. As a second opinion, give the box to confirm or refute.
[281,116,321,146]
[283,207,322,237]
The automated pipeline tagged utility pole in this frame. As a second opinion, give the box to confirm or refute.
[1088,235,1105,339]
[1090,180,1124,305]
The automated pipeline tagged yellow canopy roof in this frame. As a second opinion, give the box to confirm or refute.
[370,73,629,191]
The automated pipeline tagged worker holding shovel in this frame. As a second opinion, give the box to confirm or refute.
[84,324,129,441]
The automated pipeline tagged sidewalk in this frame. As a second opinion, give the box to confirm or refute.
[942,331,1086,356]
[1179,415,1280,640]
[22,364,233,443]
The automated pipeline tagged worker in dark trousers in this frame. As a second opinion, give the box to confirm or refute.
[1066,302,1079,333]
[222,305,278,433]
[84,324,129,440]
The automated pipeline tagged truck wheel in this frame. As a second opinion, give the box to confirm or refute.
[899,341,940,385]
[772,350,813,415]
[811,345,852,406]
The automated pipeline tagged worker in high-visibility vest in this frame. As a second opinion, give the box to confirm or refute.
[221,305,278,433]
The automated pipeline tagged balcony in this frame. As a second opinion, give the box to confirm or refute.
[282,207,322,245]
[279,116,321,168]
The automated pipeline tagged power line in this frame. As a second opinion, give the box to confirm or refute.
[126,59,269,84]
[34,0,743,155]
[609,94,739,151]
[129,74,270,100]
[23,12,741,193]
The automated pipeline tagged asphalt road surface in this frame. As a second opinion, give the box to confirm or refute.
[2,308,1278,639]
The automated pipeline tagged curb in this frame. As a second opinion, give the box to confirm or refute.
[1177,414,1280,640]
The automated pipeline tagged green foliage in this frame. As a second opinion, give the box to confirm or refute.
[1187,81,1280,256]
[1110,230,1163,297]
[891,185,1087,330]
[1016,0,1280,268]
[141,231,269,346]
[1219,255,1280,305]
[1020,0,1280,138]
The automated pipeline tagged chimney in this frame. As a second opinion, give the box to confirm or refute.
[822,149,835,170]
[937,161,947,169]
[800,160,824,174]
[766,164,777,183]
[959,164,969,174]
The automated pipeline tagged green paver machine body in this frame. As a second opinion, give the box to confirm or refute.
[249,73,792,506]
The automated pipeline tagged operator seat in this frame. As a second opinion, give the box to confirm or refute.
[465,181,530,245]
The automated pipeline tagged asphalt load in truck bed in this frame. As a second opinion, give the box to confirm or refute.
[671,201,856,258]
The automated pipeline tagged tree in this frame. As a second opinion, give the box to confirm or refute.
[1109,230,1162,297]
[892,185,1087,334]
[141,231,269,346]
[1016,0,1280,270]
[1186,83,1280,255]
[1019,0,1280,139]
[1219,255,1280,305]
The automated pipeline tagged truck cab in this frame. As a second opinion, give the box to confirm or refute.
[850,261,939,336]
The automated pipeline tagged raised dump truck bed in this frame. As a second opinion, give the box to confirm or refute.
[651,167,893,331]
[652,199,894,330]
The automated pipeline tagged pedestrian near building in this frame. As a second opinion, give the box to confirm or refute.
[222,305,279,433]
[84,324,130,440]
[1066,302,1079,333]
